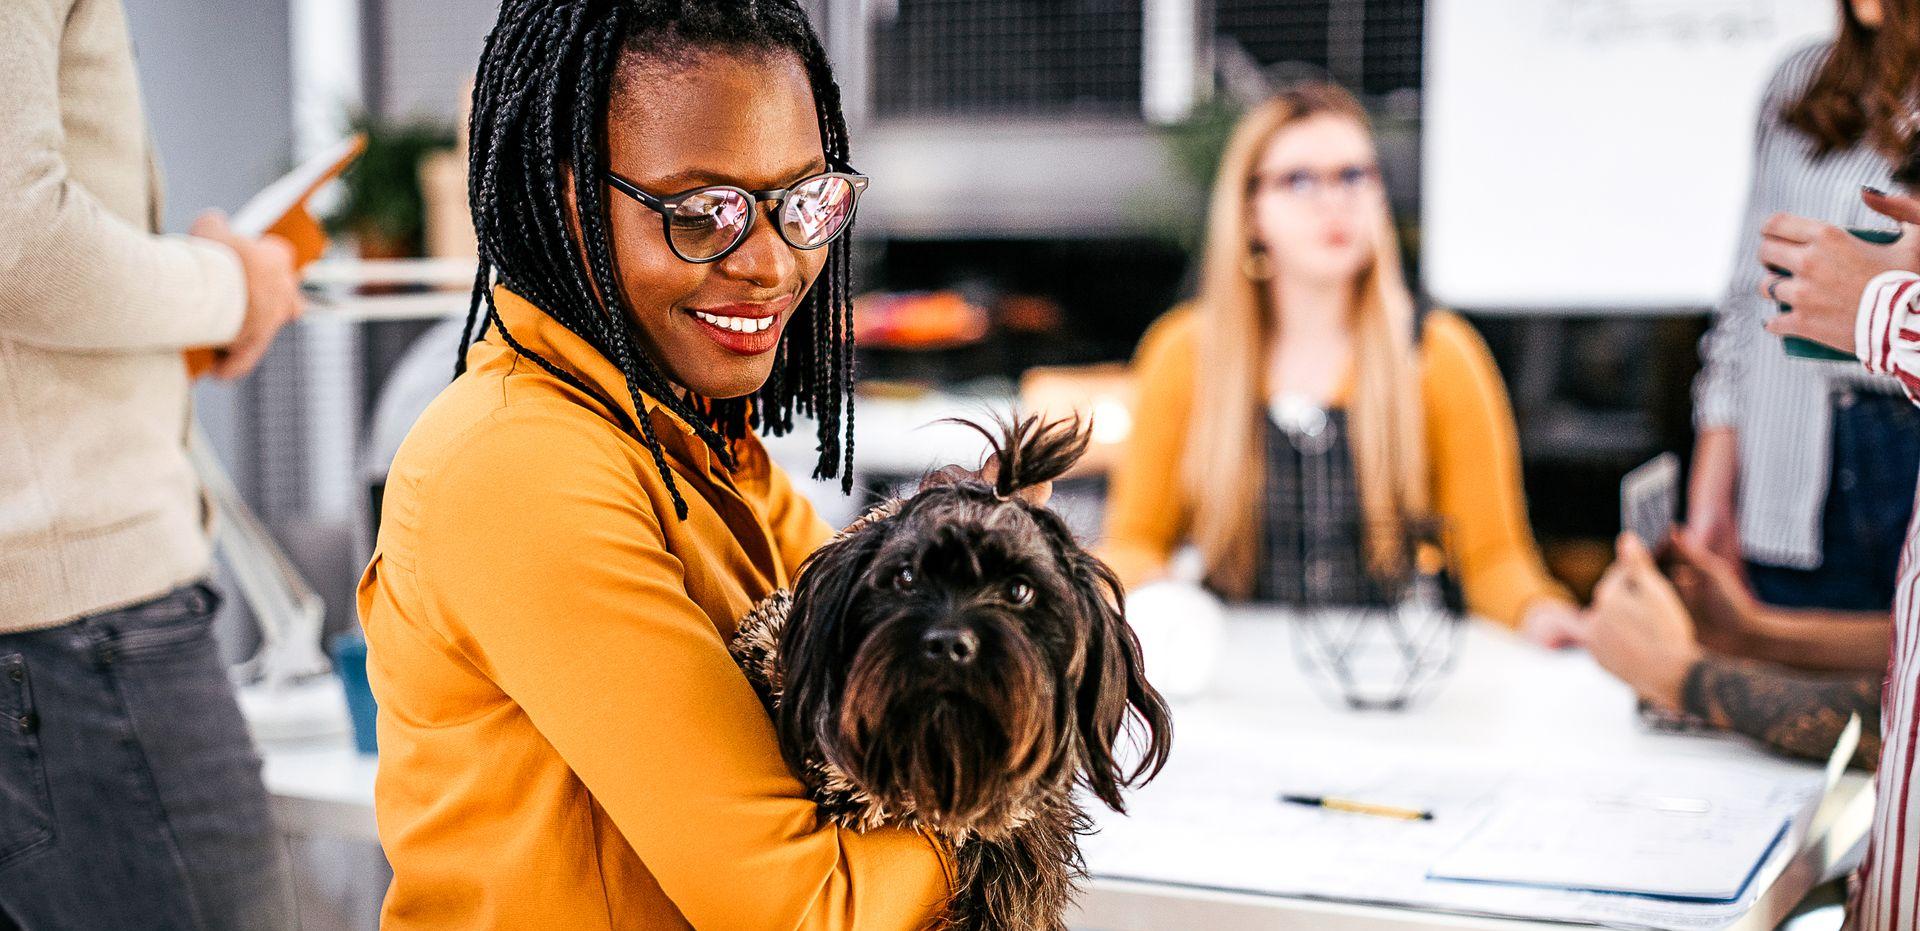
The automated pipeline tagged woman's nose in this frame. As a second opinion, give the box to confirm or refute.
[714,205,798,288]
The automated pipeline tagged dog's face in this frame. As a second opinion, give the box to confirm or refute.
[775,482,1172,836]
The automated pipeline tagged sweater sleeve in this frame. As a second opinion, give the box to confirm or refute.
[1421,311,1572,627]
[405,410,951,930]
[1692,50,1809,430]
[0,0,246,352]
[1098,308,1199,589]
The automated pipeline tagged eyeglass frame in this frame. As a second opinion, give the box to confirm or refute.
[603,169,871,264]
[1249,163,1382,200]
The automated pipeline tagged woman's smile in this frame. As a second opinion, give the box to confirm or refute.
[683,295,794,356]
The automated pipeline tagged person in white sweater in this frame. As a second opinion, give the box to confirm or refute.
[0,0,303,926]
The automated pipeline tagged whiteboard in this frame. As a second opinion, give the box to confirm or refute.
[1422,0,1836,311]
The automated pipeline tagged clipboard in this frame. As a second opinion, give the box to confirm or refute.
[184,135,366,377]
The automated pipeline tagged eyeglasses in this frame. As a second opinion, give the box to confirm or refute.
[604,169,870,264]
[1253,164,1381,199]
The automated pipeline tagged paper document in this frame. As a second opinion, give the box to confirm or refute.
[1082,714,1827,930]
[1427,794,1790,901]
[230,135,365,243]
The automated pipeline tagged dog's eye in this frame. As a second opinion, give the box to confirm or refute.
[892,566,915,591]
[1006,579,1034,607]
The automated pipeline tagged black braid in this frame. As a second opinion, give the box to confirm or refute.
[456,0,860,518]
[453,262,489,377]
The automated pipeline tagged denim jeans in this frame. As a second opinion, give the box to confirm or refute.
[1746,391,1920,611]
[0,582,293,930]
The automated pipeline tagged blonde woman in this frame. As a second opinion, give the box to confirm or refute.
[1101,83,1583,646]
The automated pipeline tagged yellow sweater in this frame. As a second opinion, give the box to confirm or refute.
[1100,306,1569,627]
[358,288,950,929]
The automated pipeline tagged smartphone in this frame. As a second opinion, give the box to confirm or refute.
[1777,227,1903,361]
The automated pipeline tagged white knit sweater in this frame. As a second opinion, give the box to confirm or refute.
[0,0,247,631]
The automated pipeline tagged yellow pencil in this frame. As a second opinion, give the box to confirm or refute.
[1279,793,1434,821]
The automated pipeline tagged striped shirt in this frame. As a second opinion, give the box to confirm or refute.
[1849,272,1920,930]
[1696,42,1904,570]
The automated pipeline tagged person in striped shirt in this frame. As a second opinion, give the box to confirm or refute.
[1687,3,1920,621]
[1758,184,1920,928]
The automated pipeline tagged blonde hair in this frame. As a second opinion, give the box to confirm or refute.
[1183,82,1428,599]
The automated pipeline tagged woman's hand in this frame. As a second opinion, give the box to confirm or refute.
[1585,533,1703,713]
[1664,531,1776,660]
[1519,599,1592,649]
[1760,189,1920,354]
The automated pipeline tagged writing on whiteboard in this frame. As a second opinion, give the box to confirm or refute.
[1554,0,1796,46]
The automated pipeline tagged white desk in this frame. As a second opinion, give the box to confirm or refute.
[1070,613,1869,930]
[259,616,1867,929]
[261,733,379,843]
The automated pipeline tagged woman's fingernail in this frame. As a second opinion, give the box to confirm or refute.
[1865,185,1889,197]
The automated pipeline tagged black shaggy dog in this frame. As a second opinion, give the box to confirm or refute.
[730,416,1174,930]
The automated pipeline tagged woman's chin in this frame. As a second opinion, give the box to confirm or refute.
[677,366,775,404]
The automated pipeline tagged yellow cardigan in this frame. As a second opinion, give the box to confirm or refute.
[357,288,950,930]
[1100,305,1570,627]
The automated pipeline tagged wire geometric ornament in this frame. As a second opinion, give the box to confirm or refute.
[1288,570,1464,712]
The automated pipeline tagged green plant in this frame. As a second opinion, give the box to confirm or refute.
[1135,95,1247,251]
[328,110,457,255]
[1162,94,1246,194]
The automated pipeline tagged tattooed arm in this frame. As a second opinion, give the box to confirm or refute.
[1588,536,1882,769]
[1681,656,1882,769]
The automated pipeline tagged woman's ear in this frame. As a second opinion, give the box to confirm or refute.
[1070,552,1173,812]
[774,525,885,775]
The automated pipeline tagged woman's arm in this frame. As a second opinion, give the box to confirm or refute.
[1730,612,1891,675]
[1098,309,1199,589]
[1685,53,1816,562]
[1422,312,1573,628]
[1664,531,1890,672]
[409,409,948,931]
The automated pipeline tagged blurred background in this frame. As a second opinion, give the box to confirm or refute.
[120,1,1832,925]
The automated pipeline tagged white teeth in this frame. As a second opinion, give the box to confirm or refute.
[693,311,774,333]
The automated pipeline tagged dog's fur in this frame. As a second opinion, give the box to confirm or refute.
[729,415,1174,930]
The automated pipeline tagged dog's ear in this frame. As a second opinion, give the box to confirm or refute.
[944,413,1092,498]
[1069,552,1173,812]
[775,521,887,775]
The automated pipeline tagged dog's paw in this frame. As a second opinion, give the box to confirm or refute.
[729,590,791,703]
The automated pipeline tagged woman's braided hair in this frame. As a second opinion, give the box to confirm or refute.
[459,0,857,518]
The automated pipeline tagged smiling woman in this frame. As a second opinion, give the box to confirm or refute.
[356,2,956,929]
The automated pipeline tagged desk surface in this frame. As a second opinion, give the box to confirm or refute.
[259,615,1864,929]
[1070,613,1867,930]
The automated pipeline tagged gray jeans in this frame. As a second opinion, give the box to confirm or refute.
[0,582,294,930]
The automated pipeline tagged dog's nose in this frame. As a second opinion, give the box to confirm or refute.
[920,627,980,666]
